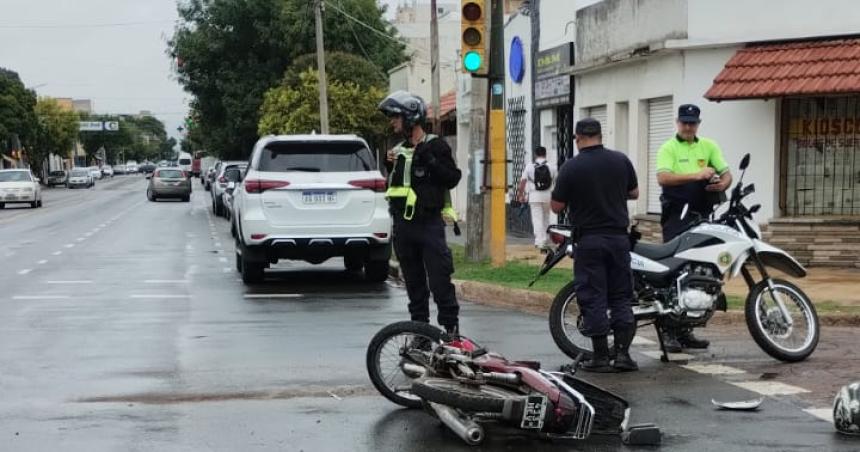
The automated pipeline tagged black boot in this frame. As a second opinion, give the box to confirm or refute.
[580,336,617,373]
[613,325,639,372]
[661,328,683,354]
[678,329,710,349]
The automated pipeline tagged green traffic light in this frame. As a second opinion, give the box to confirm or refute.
[463,51,482,72]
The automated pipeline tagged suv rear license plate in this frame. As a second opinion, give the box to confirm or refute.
[521,395,547,430]
[302,191,337,204]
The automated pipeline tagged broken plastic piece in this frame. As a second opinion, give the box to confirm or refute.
[622,423,662,446]
[711,397,764,411]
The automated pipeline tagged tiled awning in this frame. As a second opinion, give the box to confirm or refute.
[705,37,860,101]
[427,91,457,119]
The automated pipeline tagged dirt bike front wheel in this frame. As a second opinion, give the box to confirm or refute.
[366,321,444,408]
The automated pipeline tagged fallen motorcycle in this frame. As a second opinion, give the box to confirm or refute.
[366,321,660,446]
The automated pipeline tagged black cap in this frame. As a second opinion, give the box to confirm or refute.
[574,118,601,137]
[678,104,701,123]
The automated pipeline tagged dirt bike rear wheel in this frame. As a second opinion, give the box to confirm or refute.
[366,321,444,408]
[412,378,518,413]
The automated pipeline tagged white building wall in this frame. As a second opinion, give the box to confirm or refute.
[687,0,860,44]
[505,12,532,184]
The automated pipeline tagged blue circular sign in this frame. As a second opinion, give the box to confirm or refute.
[509,37,525,84]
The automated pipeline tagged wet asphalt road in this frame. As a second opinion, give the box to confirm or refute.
[0,176,857,451]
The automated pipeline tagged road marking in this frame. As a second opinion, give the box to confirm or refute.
[4,252,15,257]
[13,295,70,300]
[144,280,189,284]
[640,351,697,361]
[52,251,62,256]
[100,223,107,228]
[47,280,93,284]
[729,381,810,396]
[130,294,191,299]
[632,336,656,346]
[681,364,747,375]
[84,232,93,237]
[37,260,48,265]
[64,244,75,248]
[804,408,832,422]
[243,294,303,299]
[222,267,232,273]
[219,257,228,263]
[18,269,32,275]
[76,237,85,242]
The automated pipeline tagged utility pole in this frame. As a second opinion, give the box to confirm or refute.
[314,0,330,134]
[488,0,506,267]
[430,0,441,134]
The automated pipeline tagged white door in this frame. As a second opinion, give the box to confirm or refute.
[647,97,674,214]
[586,105,608,135]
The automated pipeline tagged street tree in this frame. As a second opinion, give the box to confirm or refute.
[168,0,405,159]
[258,69,388,147]
[32,98,78,177]
[0,68,38,156]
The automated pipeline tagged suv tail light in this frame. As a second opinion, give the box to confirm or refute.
[245,179,290,194]
[349,178,387,193]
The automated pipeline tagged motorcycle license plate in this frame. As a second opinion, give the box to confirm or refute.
[520,395,548,430]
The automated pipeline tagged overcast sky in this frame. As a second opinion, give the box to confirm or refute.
[0,0,187,140]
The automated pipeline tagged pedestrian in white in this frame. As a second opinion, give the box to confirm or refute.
[517,146,557,251]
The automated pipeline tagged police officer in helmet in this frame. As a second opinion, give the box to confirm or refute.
[551,118,640,373]
[379,91,463,335]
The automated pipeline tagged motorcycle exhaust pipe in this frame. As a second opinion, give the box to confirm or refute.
[429,402,485,446]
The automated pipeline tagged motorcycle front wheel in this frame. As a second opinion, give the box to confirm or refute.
[366,321,444,408]
[745,279,819,362]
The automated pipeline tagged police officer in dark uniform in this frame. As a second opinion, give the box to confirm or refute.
[551,118,640,373]
[378,91,463,335]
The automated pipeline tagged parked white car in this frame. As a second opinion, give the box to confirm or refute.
[89,166,102,180]
[101,166,114,178]
[0,169,43,209]
[232,134,391,284]
[126,160,139,173]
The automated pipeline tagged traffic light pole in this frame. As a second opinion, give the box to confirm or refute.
[487,0,506,267]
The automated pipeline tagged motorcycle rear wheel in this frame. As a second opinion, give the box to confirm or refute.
[549,282,615,360]
[412,378,518,413]
[366,321,444,408]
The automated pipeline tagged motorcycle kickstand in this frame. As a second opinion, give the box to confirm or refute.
[653,322,670,363]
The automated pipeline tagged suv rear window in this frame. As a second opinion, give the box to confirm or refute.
[179,159,192,165]
[157,169,183,178]
[259,141,375,172]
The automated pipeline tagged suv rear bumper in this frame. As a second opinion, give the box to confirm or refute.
[240,235,391,264]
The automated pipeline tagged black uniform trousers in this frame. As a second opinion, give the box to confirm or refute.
[574,234,636,337]
[392,215,459,328]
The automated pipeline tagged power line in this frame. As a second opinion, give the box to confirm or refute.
[336,0,389,79]
[323,1,409,48]
[0,20,177,30]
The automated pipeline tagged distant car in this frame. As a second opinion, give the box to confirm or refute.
[147,168,191,202]
[177,152,193,176]
[101,166,114,178]
[210,161,246,217]
[222,182,238,221]
[67,168,94,188]
[47,170,68,187]
[113,164,127,175]
[126,160,139,173]
[139,162,156,174]
[0,169,43,208]
[89,166,102,180]
[204,166,217,191]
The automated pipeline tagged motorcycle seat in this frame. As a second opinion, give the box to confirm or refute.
[633,235,684,261]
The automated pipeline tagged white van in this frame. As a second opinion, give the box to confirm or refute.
[177,152,193,176]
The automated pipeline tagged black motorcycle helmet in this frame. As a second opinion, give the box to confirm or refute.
[834,382,860,435]
[378,91,427,131]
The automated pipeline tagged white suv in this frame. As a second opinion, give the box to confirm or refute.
[232,134,391,284]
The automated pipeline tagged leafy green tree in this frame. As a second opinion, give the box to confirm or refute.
[283,52,387,90]
[0,68,37,155]
[31,98,78,177]
[168,0,405,159]
[258,69,388,147]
